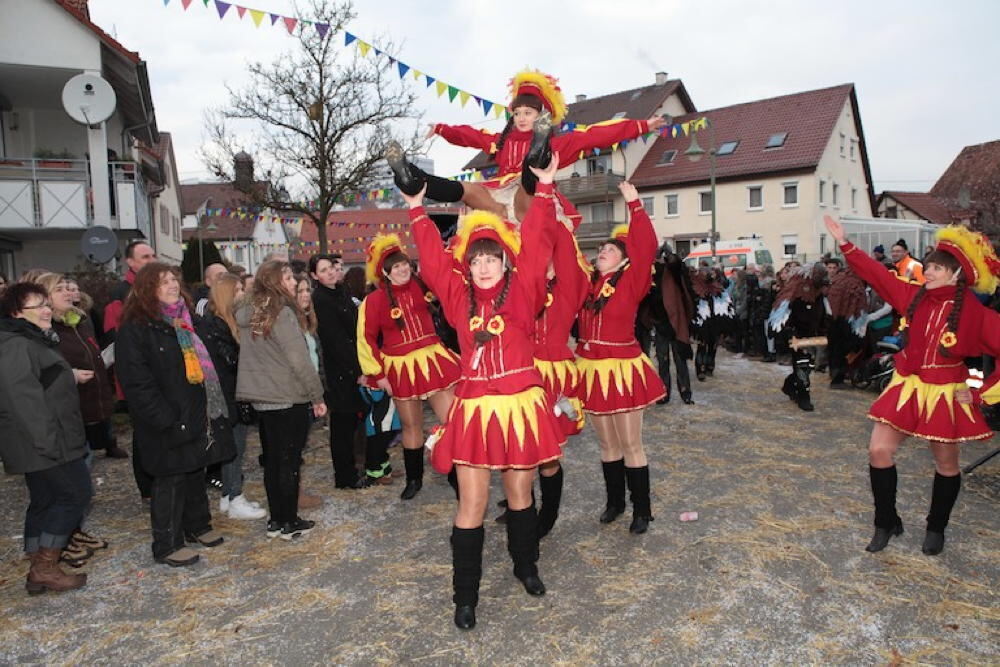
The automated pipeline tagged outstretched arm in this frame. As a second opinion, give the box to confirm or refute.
[432,124,499,154]
[824,215,918,313]
[552,118,652,167]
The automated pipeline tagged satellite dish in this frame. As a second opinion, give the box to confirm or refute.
[81,226,119,264]
[62,73,116,126]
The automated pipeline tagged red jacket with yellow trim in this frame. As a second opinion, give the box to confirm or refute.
[842,241,1000,400]
[410,183,557,398]
[576,200,656,361]
[534,222,589,362]
[357,279,444,382]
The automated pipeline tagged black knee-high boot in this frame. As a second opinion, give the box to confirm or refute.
[519,113,553,196]
[600,459,626,523]
[537,466,563,539]
[400,449,424,500]
[923,472,961,556]
[446,468,460,500]
[386,141,464,201]
[414,167,465,203]
[451,525,483,629]
[866,465,903,552]
[625,466,653,534]
[505,505,545,596]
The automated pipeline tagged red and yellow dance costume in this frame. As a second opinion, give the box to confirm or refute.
[533,222,590,436]
[409,183,566,473]
[576,201,667,413]
[842,241,1000,442]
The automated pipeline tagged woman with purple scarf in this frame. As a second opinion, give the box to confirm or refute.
[116,264,236,567]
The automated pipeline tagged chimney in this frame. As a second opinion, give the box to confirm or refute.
[655,72,669,86]
[575,94,587,103]
[62,0,90,18]
[234,151,254,191]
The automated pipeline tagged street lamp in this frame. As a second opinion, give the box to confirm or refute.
[198,200,217,279]
[685,119,717,261]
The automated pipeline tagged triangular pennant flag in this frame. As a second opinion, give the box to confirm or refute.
[493,103,505,118]
[214,0,231,19]
[373,48,382,57]
[482,99,492,116]
[345,32,356,45]
[163,0,171,6]
[412,69,422,81]
[181,0,193,8]
[682,121,690,136]
[611,143,619,151]
[316,22,330,38]
[397,62,410,78]
[283,16,297,33]
[236,5,246,18]
[388,57,396,66]
[435,81,447,98]
[270,13,280,25]
[249,8,264,25]
[358,41,371,57]
[459,90,471,107]
[202,0,209,5]
[424,75,435,88]
[447,85,459,102]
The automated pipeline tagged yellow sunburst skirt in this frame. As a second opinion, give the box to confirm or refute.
[576,354,667,415]
[534,358,585,436]
[430,386,566,473]
[868,371,993,443]
[382,343,460,400]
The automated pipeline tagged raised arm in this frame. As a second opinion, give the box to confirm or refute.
[515,157,561,310]
[432,124,499,154]
[619,182,658,300]
[552,118,652,167]
[403,185,466,317]
[552,221,591,309]
[356,292,386,383]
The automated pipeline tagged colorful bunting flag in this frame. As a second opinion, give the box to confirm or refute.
[214,0,230,19]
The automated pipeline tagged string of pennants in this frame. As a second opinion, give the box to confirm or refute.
[201,209,421,228]
[158,0,504,118]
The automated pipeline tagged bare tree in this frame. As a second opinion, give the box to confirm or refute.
[201,0,422,252]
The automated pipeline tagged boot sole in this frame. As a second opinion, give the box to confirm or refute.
[26,580,86,595]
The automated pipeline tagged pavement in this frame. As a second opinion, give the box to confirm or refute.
[0,351,997,664]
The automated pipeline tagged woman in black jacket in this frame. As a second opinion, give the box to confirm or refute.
[309,254,366,489]
[0,283,92,594]
[116,264,236,567]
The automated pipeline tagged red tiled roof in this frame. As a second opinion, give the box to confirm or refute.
[179,182,262,215]
[182,217,257,242]
[55,0,141,65]
[462,79,695,171]
[630,84,857,189]
[931,139,1000,204]
[877,191,959,225]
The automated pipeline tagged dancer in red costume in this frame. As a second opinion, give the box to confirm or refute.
[388,69,666,225]
[825,215,1000,556]
[402,156,564,631]
[576,182,666,535]
[357,235,461,500]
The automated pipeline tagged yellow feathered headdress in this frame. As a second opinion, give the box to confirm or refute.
[365,233,405,285]
[934,225,1000,294]
[451,210,521,265]
[509,69,568,125]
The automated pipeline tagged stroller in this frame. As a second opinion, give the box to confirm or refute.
[851,336,900,393]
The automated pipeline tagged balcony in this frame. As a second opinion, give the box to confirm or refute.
[0,159,150,238]
[557,171,625,205]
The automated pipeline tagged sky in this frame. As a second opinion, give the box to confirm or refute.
[88,0,1000,194]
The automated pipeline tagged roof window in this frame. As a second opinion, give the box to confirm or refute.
[657,150,677,165]
[612,111,627,119]
[766,132,788,148]
[716,141,739,156]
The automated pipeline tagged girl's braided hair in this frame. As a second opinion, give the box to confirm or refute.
[585,240,629,313]
[381,251,410,330]
[495,94,544,154]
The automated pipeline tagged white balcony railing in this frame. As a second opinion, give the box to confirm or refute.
[0,158,150,237]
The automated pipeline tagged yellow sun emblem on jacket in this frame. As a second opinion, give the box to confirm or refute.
[545,292,554,308]
[940,331,958,348]
[600,282,616,298]
[390,307,403,320]
[486,315,505,335]
[469,315,484,331]
[424,291,435,303]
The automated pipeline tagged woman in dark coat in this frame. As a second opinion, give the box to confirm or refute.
[0,283,92,594]
[116,264,235,567]
[309,254,366,489]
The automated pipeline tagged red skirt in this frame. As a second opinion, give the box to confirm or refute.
[429,386,566,473]
[383,343,460,400]
[868,372,994,443]
[534,358,585,436]
[576,354,666,415]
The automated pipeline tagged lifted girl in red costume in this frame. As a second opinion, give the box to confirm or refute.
[357,235,461,499]
[388,69,666,225]
[402,157,564,631]
[576,182,666,535]
[825,215,1000,556]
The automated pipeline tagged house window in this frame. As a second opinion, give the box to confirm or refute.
[587,155,611,175]
[657,150,676,165]
[612,111,627,119]
[840,132,846,156]
[747,186,763,210]
[233,245,245,264]
[886,205,898,219]
[850,139,856,161]
[716,140,739,156]
[819,180,827,205]
[588,202,614,223]
[159,204,169,235]
[832,183,840,207]
[783,182,799,206]
[641,197,654,215]
[766,132,788,149]
[699,191,713,214]
[782,234,798,258]
[665,194,678,216]
[851,187,858,211]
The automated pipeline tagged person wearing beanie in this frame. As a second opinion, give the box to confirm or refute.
[891,238,925,283]
[825,215,1000,556]
[872,245,886,263]
[356,234,461,499]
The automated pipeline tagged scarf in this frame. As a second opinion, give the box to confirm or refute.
[161,300,227,420]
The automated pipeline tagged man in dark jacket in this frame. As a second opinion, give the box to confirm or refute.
[649,248,696,404]
[310,254,365,489]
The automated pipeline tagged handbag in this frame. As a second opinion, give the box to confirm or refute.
[236,401,258,425]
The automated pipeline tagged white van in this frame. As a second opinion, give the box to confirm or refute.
[684,238,774,276]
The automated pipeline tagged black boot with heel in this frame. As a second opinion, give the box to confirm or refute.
[923,472,961,556]
[451,525,483,630]
[866,465,903,552]
[506,505,546,596]
[599,459,626,523]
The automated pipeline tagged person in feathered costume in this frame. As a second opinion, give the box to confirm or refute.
[402,157,564,631]
[356,233,462,499]
[825,215,1000,556]
[767,262,828,411]
[824,258,869,388]
[386,69,666,228]
[690,266,734,381]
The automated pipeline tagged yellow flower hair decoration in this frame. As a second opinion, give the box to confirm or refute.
[469,315,484,331]
[898,316,908,331]
[600,282,616,298]
[486,315,506,335]
[940,331,958,348]
[508,69,568,124]
[424,291,435,303]
[390,307,403,320]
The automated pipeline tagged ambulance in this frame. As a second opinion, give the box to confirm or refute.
[683,238,774,275]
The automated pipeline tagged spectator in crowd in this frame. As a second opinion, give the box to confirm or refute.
[194,263,228,316]
[236,261,326,539]
[0,283,92,593]
[292,272,324,510]
[116,264,235,567]
[342,266,367,306]
[890,239,925,284]
[196,272,267,520]
[872,245,886,263]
